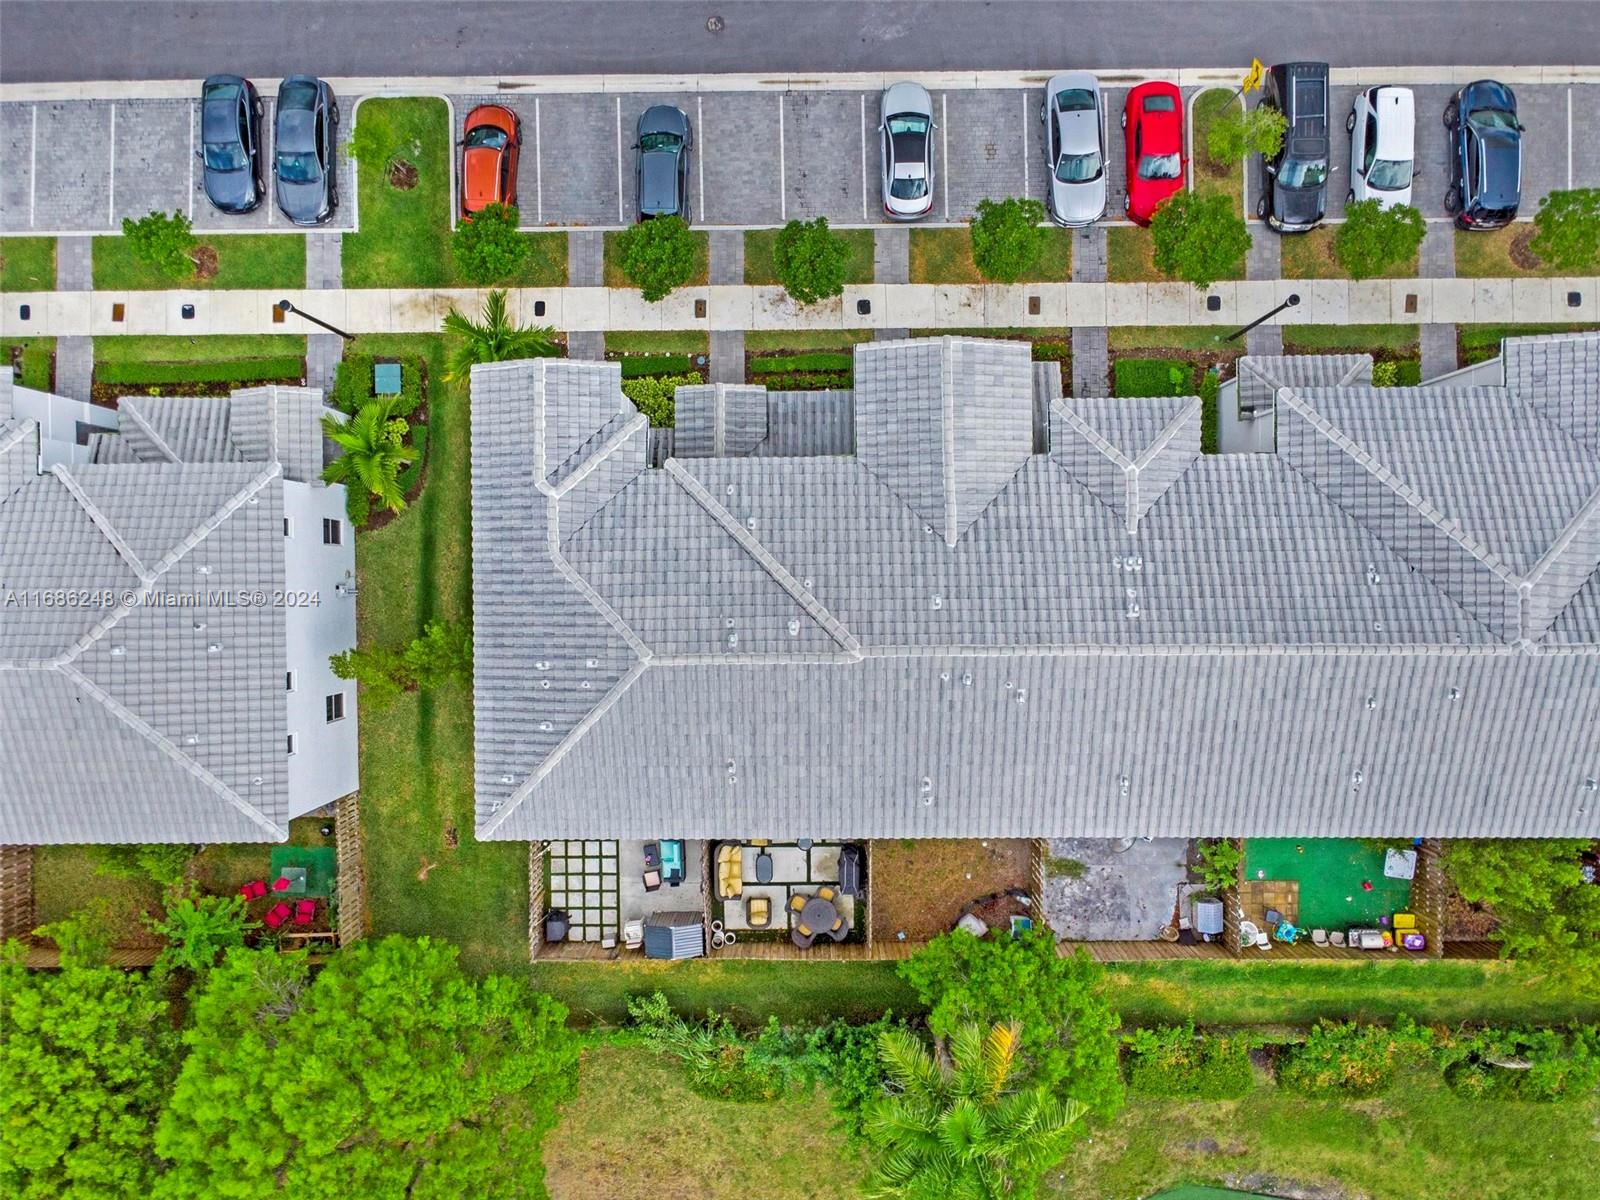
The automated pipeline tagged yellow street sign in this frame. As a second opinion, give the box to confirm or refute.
[1241,58,1266,93]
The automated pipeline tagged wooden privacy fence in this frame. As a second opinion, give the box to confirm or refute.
[334,793,367,946]
[0,845,35,941]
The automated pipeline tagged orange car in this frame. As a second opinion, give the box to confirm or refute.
[460,104,520,218]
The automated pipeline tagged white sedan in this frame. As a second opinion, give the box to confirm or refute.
[1347,86,1415,209]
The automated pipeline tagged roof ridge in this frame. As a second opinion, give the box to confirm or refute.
[1132,397,1203,471]
[544,498,653,660]
[0,418,35,455]
[50,464,152,581]
[119,399,182,463]
[482,660,650,838]
[56,662,286,839]
[1524,482,1600,590]
[1051,399,1134,468]
[856,641,1521,658]
[941,340,959,546]
[665,459,862,654]
[551,412,648,500]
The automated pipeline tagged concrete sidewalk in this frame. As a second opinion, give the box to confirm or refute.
[5,276,1597,339]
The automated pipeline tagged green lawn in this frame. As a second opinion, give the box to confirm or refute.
[1049,1070,1600,1200]
[1454,224,1570,278]
[0,236,56,291]
[1115,357,1195,397]
[347,333,529,974]
[1110,326,1244,353]
[1459,322,1600,364]
[604,330,710,355]
[1107,221,1243,284]
[744,227,876,286]
[341,97,566,288]
[602,230,709,289]
[2,337,54,390]
[1281,323,1419,353]
[909,226,1072,284]
[545,1043,869,1200]
[1279,225,1419,280]
[1191,90,1244,212]
[93,233,305,290]
[94,334,306,364]
[745,329,875,352]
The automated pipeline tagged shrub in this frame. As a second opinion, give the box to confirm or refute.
[619,354,696,378]
[748,352,855,375]
[1125,1024,1255,1099]
[331,353,425,417]
[120,210,197,280]
[772,217,851,304]
[149,887,252,975]
[969,196,1050,283]
[330,619,472,710]
[803,1015,895,1142]
[96,357,304,387]
[1370,359,1399,387]
[1207,104,1289,165]
[1114,357,1193,397]
[1277,1016,1434,1097]
[1199,367,1220,454]
[1150,190,1251,290]
[1032,340,1072,362]
[90,843,197,888]
[616,216,698,302]
[1048,857,1086,880]
[1530,188,1600,271]
[452,203,528,283]
[396,422,428,496]
[1443,839,1600,987]
[622,371,699,426]
[754,370,852,390]
[626,991,806,1103]
[1334,200,1426,280]
[1440,1024,1600,1102]
[1195,839,1242,895]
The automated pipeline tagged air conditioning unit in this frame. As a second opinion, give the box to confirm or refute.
[1190,895,1224,938]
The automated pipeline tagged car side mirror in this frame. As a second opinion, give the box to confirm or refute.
[1264,162,1276,175]
[1517,124,1526,133]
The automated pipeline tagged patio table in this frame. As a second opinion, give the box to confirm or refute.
[800,895,837,937]
[274,867,307,896]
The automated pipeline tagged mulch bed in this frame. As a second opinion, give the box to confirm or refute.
[387,158,419,190]
[191,244,220,279]
[1508,227,1545,272]
[89,373,304,405]
[1442,889,1500,940]
[869,838,1032,943]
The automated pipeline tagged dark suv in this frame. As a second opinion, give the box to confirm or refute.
[1446,80,1522,230]
[634,105,692,222]
[1256,62,1330,234]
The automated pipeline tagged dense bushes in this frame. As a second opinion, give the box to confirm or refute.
[1439,1024,1600,1101]
[1125,1023,1255,1099]
[621,372,699,426]
[1277,1016,1435,1097]
[1114,357,1194,397]
[618,353,697,378]
[330,353,425,416]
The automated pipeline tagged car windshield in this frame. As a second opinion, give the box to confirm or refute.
[1469,108,1518,131]
[1055,150,1102,184]
[277,151,320,183]
[890,176,928,200]
[1367,157,1412,190]
[1278,158,1327,188]
[280,81,316,108]
[639,131,680,152]
[1142,94,1177,113]
[1054,89,1096,112]
[204,143,248,171]
[464,126,507,150]
[1137,152,1181,181]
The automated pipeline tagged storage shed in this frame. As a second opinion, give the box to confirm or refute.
[643,911,705,960]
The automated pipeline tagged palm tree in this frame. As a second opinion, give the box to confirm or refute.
[864,1022,1086,1200]
[441,289,557,381]
[322,400,415,514]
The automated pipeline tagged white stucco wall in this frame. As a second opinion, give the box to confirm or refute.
[282,479,359,817]
[10,383,118,468]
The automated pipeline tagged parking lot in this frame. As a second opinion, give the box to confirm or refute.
[3,80,1597,234]
[1,94,356,235]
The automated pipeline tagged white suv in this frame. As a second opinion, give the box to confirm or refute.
[1347,86,1415,209]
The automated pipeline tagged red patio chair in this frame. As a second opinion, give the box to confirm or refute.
[239,879,267,901]
[293,900,316,926]
[272,876,291,893]
[264,902,292,929]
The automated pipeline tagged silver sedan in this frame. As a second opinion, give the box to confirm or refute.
[1041,72,1107,227]
[880,81,935,220]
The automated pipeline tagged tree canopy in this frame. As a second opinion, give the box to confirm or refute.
[1334,200,1426,279]
[1444,839,1600,986]
[154,936,578,1199]
[772,217,852,303]
[452,203,529,284]
[616,216,699,302]
[1148,190,1251,290]
[1530,188,1600,272]
[897,928,1122,1119]
[1207,104,1288,165]
[969,197,1050,284]
[120,210,197,281]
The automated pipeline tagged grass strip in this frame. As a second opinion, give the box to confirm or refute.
[96,357,305,386]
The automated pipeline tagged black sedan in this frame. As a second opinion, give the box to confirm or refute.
[199,74,264,214]
[1446,80,1523,231]
[634,105,692,222]
[274,76,338,225]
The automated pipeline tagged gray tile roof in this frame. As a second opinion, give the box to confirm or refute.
[471,335,1600,842]
[0,418,36,502]
[1505,331,1600,452]
[226,387,327,483]
[93,387,332,484]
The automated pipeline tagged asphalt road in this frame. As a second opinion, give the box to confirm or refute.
[4,1,1600,83]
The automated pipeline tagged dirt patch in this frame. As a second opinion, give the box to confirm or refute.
[191,244,219,279]
[1443,889,1500,940]
[387,158,419,190]
[869,838,1032,943]
[443,822,459,850]
[90,370,304,406]
[417,855,438,883]
[1508,226,1545,271]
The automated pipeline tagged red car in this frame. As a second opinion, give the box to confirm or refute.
[1121,82,1185,225]
[460,104,520,219]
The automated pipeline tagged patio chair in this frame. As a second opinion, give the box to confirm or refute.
[1254,930,1272,950]
[272,876,292,893]
[1265,908,1283,927]
[816,885,837,903]
[239,879,267,901]
[829,915,843,933]
[1311,928,1329,946]
[790,927,815,948]
[788,894,807,914]
[828,919,849,942]
[293,900,316,926]
[1329,930,1347,947]
[264,902,292,929]
[623,919,645,950]
[745,897,771,929]
[642,869,662,893]
[797,923,814,938]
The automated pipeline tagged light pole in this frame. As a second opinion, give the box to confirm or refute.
[276,298,355,341]
[1219,293,1299,343]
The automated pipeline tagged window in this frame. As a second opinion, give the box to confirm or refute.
[325,692,345,723]
[1363,115,1378,173]
[323,518,342,545]
[286,671,296,692]
[283,517,292,537]
[286,734,297,756]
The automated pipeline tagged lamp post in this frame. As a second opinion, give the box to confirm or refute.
[1219,293,1300,343]
[276,298,354,341]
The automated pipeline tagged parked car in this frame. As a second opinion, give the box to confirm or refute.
[460,104,521,220]
[273,76,338,226]
[1042,71,1107,226]
[1121,80,1185,225]
[199,74,264,214]
[1347,86,1415,209]
[1446,80,1523,230]
[635,105,692,222]
[1256,61,1331,233]
[879,81,935,220]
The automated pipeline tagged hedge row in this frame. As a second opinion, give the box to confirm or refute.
[758,370,852,391]
[622,372,701,427]
[96,357,304,386]
[749,352,854,375]
[618,354,697,378]
[1113,357,1195,398]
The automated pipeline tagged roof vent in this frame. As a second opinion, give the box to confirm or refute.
[961,672,973,687]
[1448,687,1461,702]
[207,643,222,654]
[110,645,126,657]
[536,660,549,670]
[538,721,553,732]
[939,671,951,683]
[726,631,739,649]
[184,734,199,745]
[196,565,211,576]
[1583,778,1597,793]
[1015,688,1026,704]
[787,618,800,637]
[1373,620,1383,633]
[586,658,599,669]
[252,777,263,786]
[1351,768,1365,790]
[725,617,735,628]
[1119,774,1130,796]
[802,577,812,590]
[746,517,757,530]
[1366,564,1381,585]
[580,680,592,689]
[931,595,943,610]
[1365,695,1377,710]
[1004,679,1014,690]
[193,621,206,632]
[539,679,550,689]
[501,773,516,784]
[248,496,259,505]
[920,776,933,794]
[1124,554,1143,572]
[726,484,735,496]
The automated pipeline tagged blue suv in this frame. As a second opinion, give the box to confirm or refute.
[1445,80,1523,230]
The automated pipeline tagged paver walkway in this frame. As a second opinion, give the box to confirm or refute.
[1418,222,1458,380]
[1246,222,1281,283]
[52,237,93,400]
[567,230,603,287]
[708,230,743,288]
[306,232,343,290]
[1070,226,1109,397]
[306,333,343,392]
[56,236,92,291]
[874,227,911,340]
[709,329,744,384]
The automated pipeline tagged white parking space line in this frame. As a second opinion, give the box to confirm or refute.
[778,93,787,221]
[29,105,36,228]
[1568,87,1573,189]
[941,93,949,220]
[696,94,704,221]
[107,103,116,227]
[615,96,624,224]
[1021,91,1030,197]
[187,100,194,219]
[534,97,543,223]
[860,94,867,221]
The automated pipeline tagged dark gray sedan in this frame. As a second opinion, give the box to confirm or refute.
[635,105,692,222]
[274,76,338,226]
[199,74,264,214]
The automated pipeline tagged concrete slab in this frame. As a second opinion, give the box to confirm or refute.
[1306,278,1348,325]
[1429,278,1475,323]
[1062,282,1106,326]
[810,844,840,882]
[617,838,703,927]
[1145,282,1191,325]
[1103,283,1146,326]
[1042,837,1192,941]
[722,884,787,931]
[1346,279,1392,322]
[1511,277,1555,323]
[934,285,984,326]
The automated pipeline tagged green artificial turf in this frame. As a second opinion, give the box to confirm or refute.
[1245,838,1412,928]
